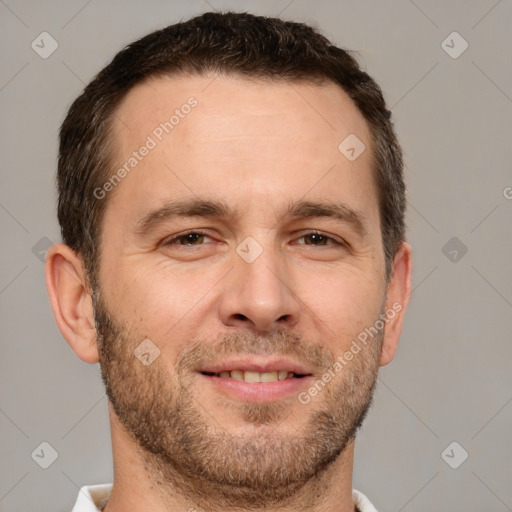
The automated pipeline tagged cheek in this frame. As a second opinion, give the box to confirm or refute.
[103,262,220,353]
[301,267,384,345]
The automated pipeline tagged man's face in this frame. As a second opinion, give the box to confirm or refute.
[93,74,389,504]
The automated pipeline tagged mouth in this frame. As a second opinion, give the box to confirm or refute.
[197,358,314,402]
[200,370,311,383]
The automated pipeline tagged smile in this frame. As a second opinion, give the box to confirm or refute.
[200,370,310,383]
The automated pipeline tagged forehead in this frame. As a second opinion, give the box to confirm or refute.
[113,73,371,158]
[106,73,378,232]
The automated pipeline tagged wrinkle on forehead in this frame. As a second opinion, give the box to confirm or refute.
[103,74,380,248]
[111,73,372,165]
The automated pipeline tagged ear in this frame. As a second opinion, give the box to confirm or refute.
[379,241,413,366]
[45,244,99,363]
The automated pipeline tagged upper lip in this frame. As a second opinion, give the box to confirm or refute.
[198,356,313,375]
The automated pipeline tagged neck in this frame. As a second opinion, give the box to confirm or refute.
[103,409,358,512]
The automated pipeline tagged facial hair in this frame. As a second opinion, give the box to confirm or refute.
[92,290,382,509]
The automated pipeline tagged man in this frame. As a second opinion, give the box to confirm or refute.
[46,11,412,512]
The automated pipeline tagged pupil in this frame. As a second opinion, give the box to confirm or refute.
[180,234,327,245]
[183,233,202,244]
[308,234,325,245]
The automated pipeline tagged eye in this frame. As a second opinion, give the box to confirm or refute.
[160,230,346,250]
[162,231,214,247]
[294,231,346,248]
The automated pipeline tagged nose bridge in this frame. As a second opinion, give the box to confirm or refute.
[243,243,286,301]
[219,235,299,331]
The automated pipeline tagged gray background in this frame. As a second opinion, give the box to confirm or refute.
[1,0,511,510]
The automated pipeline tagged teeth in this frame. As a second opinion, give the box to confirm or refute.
[231,370,244,381]
[260,371,278,382]
[216,370,297,382]
[244,371,261,383]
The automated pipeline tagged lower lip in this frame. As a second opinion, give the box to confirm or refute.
[198,373,313,402]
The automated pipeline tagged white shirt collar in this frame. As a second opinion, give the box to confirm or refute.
[71,484,111,511]
[71,484,379,511]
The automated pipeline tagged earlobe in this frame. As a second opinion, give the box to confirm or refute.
[45,244,100,364]
[379,242,413,366]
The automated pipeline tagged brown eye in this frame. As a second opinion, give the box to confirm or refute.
[176,233,205,245]
[295,232,344,247]
[163,231,213,246]
[303,233,330,246]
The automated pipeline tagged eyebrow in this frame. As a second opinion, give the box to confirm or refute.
[135,197,368,238]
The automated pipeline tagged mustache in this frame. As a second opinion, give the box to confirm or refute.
[175,329,335,373]
[91,291,335,373]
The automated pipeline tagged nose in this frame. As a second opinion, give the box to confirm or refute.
[218,244,300,333]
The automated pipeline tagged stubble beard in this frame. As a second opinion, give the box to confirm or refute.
[92,290,382,509]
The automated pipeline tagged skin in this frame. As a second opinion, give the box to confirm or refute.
[46,74,412,512]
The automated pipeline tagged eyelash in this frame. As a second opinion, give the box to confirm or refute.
[161,230,346,248]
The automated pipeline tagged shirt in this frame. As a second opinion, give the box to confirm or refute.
[71,484,379,511]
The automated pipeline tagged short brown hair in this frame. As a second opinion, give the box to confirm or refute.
[58,11,406,287]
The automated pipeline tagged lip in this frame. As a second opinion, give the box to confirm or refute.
[198,372,314,402]
[196,356,315,403]
[198,356,313,375]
